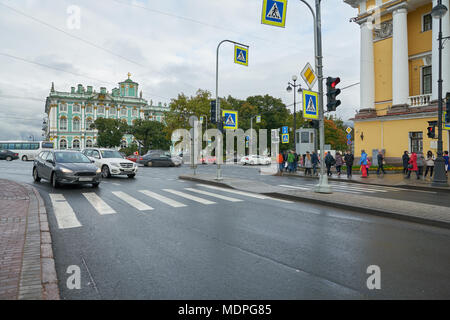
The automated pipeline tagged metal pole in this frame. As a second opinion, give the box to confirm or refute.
[432,3,448,186]
[250,116,253,155]
[293,80,297,147]
[313,0,331,193]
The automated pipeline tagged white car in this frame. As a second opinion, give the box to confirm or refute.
[240,155,271,165]
[81,148,138,178]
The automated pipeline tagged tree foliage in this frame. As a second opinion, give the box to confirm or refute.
[129,119,171,153]
[93,118,128,148]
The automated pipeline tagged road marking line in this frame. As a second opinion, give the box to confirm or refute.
[184,188,243,202]
[301,183,379,193]
[82,193,116,215]
[163,189,216,205]
[111,191,153,211]
[139,190,187,208]
[49,194,82,229]
[279,184,309,190]
[112,183,121,186]
[198,184,293,203]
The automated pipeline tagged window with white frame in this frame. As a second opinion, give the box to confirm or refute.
[86,118,93,130]
[60,117,67,130]
[409,132,423,153]
[121,108,127,116]
[73,139,80,149]
[60,139,67,149]
[132,109,138,116]
[86,140,93,147]
[110,107,116,115]
[423,13,432,32]
[422,66,432,94]
[73,118,81,131]
[73,104,81,113]
[60,103,68,112]
[98,106,105,114]
[86,105,93,113]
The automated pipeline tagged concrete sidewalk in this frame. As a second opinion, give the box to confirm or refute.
[180,174,450,229]
[0,179,59,300]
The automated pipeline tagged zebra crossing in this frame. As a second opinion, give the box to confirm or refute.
[48,184,293,230]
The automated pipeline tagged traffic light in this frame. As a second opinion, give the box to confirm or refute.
[446,92,450,123]
[210,100,216,124]
[427,121,437,138]
[326,77,341,112]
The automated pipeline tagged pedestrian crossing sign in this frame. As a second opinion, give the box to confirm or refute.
[282,133,289,144]
[261,0,287,28]
[302,90,319,119]
[222,110,238,130]
[234,45,248,66]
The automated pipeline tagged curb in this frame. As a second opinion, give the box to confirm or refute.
[279,172,450,194]
[18,183,60,300]
[179,175,450,230]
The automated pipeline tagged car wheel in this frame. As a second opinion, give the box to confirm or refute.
[33,167,41,182]
[127,174,135,178]
[22,155,28,161]
[147,161,153,167]
[51,173,59,188]
[92,182,100,188]
[101,165,111,178]
[6,156,12,161]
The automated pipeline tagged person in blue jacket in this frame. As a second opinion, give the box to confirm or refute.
[359,150,368,176]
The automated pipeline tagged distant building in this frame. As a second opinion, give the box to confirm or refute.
[43,74,168,149]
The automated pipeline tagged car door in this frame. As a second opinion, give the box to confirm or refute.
[42,152,54,180]
[90,150,101,168]
[0,150,6,160]
[36,151,48,176]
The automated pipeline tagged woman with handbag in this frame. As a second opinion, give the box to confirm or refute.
[406,151,419,179]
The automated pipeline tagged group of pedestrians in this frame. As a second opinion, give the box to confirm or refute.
[277,150,299,173]
[323,150,355,178]
[403,150,449,179]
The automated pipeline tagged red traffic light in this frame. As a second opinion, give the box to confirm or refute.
[331,77,340,88]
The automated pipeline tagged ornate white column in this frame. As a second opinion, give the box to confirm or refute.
[360,20,375,110]
[392,6,409,105]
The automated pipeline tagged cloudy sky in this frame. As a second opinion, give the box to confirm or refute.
[0,0,360,140]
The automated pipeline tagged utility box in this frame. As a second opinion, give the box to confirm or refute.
[295,128,316,156]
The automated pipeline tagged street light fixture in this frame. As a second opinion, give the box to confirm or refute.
[286,76,301,146]
[431,0,449,187]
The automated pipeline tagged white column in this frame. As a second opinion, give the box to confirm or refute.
[392,7,409,105]
[360,21,375,109]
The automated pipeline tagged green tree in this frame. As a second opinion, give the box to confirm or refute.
[324,118,347,151]
[129,119,171,153]
[92,118,128,148]
[120,143,139,156]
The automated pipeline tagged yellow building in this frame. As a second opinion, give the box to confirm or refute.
[344,0,450,164]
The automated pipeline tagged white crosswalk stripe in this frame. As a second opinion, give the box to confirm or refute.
[162,189,216,205]
[82,193,116,215]
[197,184,293,203]
[111,191,154,211]
[184,187,243,202]
[139,190,187,208]
[49,194,82,229]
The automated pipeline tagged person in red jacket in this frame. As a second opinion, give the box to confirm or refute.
[406,151,419,179]
[277,152,284,175]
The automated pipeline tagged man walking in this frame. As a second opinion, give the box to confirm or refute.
[376,150,386,175]
[287,150,295,173]
[311,151,319,176]
[324,151,335,177]
[344,150,354,178]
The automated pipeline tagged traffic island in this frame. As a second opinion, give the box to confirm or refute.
[179,174,450,229]
[0,179,59,300]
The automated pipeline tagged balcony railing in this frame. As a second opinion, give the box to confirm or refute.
[408,94,431,107]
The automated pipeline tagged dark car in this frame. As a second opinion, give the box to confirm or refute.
[0,149,19,161]
[138,152,175,167]
[33,150,101,188]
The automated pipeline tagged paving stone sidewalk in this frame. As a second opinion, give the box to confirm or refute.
[0,179,59,300]
[180,174,450,229]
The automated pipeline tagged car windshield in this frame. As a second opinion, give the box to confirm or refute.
[101,150,123,158]
[55,152,91,163]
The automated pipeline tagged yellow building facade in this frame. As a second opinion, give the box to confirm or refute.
[344,0,450,164]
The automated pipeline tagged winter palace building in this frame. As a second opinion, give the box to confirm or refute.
[344,0,450,164]
[43,74,169,150]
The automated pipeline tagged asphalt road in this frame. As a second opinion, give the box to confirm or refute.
[1,159,450,299]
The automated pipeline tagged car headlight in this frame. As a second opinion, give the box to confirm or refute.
[96,168,101,173]
[60,168,73,173]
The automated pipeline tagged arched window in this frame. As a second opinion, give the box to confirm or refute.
[60,139,67,150]
[60,117,67,130]
[73,140,80,149]
[86,118,93,130]
[121,140,127,148]
[86,140,93,148]
[73,118,81,131]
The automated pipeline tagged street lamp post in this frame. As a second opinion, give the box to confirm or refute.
[215,39,249,180]
[286,75,302,147]
[431,0,449,187]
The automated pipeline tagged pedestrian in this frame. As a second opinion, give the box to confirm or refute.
[311,151,319,176]
[277,152,284,175]
[406,151,419,179]
[359,149,368,176]
[324,151,335,177]
[444,151,449,176]
[304,151,312,176]
[424,150,435,178]
[293,151,298,172]
[402,151,410,175]
[335,152,343,177]
[282,151,288,172]
[344,150,354,178]
[417,151,425,179]
[376,150,386,175]
[287,150,295,173]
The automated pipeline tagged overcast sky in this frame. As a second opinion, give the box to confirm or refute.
[0,0,360,140]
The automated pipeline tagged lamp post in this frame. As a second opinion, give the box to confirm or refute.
[215,39,249,180]
[431,0,449,187]
[286,75,302,147]
[29,135,35,141]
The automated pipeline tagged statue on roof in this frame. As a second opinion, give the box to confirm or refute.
[51,82,55,93]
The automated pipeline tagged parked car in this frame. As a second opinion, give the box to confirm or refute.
[126,155,143,163]
[240,155,271,165]
[32,150,101,188]
[81,148,138,178]
[138,152,176,167]
[0,149,19,161]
